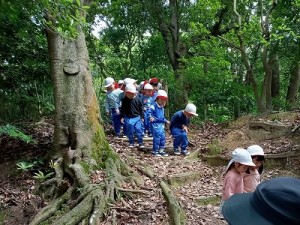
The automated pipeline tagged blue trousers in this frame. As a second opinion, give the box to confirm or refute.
[124,116,143,145]
[171,127,188,151]
[152,123,166,152]
[110,108,121,136]
[143,110,152,136]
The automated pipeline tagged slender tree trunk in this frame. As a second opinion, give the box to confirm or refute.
[157,0,188,107]
[261,46,273,111]
[286,61,300,108]
[271,52,280,98]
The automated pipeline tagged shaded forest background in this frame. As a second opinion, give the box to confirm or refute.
[1,0,300,124]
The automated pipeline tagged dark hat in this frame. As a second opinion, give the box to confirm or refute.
[222,177,300,225]
[149,77,159,84]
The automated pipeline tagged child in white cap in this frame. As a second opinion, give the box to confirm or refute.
[243,145,265,193]
[141,83,154,137]
[219,148,255,216]
[150,90,170,156]
[120,84,144,148]
[170,103,198,156]
[222,148,255,201]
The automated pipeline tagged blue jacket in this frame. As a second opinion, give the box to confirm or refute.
[150,102,167,123]
[141,95,154,112]
[170,110,190,130]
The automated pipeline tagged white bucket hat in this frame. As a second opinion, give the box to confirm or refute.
[247,145,264,156]
[185,103,198,116]
[124,78,137,85]
[226,148,256,171]
[125,83,137,93]
[144,83,153,90]
[104,77,114,87]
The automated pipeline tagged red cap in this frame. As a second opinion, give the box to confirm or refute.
[149,78,159,84]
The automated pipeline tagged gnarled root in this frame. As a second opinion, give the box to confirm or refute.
[30,154,144,225]
[160,181,186,225]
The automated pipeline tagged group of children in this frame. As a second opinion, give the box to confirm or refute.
[104,76,198,157]
[221,145,265,213]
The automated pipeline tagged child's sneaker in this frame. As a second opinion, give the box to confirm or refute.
[129,144,134,148]
[159,149,168,157]
[181,150,190,156]
[144,134,149,138]
[173,149,181,155]
[152,151,161,157]
[139,144,145,149]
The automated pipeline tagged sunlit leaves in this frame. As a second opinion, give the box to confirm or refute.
[39,0,88,39]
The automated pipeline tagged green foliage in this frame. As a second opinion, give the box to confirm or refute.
[16,158,44,172]
[0,124,35,143]
[33,171,54,181]
[16,161,35,171]
[207,140,223,156]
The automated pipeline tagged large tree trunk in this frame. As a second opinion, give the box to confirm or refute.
[47,27,102,163]
[30,10,144,225]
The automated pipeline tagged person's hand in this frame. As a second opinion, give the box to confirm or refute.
[116,109,120,114]
[121,118,124,123]
[150,117,154,122]
[182,125,188,133]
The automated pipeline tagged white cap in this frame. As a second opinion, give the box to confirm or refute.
[125,84,137,93]
[247,145,264,156]
[226,148,256,171]
[185,103,198,116]
[139,81,145,90]
[104,77,114,87]
[124,78,137,85]
[144,83,153,90]
[118,80,124,84]
[156,90,168,100]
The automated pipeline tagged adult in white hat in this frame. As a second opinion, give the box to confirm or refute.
[104,77,123,137]
[170,103,198,156]
[104,77,115,88]
[243,145,265,193]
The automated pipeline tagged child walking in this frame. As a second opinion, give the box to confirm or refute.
[104,77,122,137]
[141,83,154,137]
[220,148,255,216]
[150,90,169,157]
[120,84,144,148]
[243,145,265,193]
[170,103,198,156]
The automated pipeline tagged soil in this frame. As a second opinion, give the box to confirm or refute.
[1,113,300,225]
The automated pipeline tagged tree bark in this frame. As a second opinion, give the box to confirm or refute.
[286,61,300,108]
[46,25,103,167]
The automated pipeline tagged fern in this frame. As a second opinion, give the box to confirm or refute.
[0,124,35,143]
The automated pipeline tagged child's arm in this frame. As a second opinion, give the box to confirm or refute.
[104,94,110,115]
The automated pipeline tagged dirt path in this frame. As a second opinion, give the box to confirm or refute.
[1,116,300,225]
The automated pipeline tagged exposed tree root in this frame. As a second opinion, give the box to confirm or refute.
[29,153,144,225]
[160,181,186,225]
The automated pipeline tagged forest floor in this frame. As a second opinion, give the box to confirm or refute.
[1,112,300,225]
